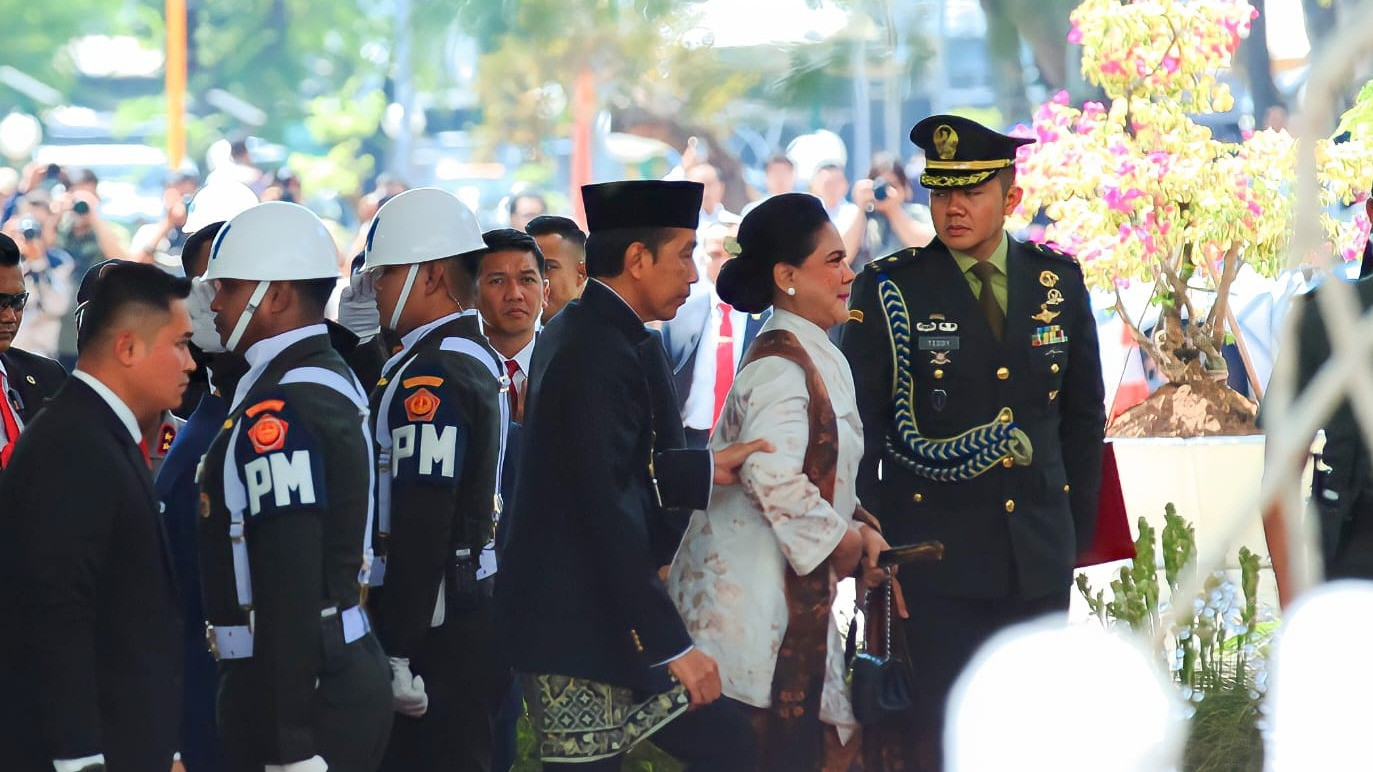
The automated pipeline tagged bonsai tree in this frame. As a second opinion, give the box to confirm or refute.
[1012,0,1373,437]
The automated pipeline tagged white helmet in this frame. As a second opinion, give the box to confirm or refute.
[203,201,340,352]
[362,187,485,331]
[362,187,484,270]
[204,201,339,282]
[184,180,259,234]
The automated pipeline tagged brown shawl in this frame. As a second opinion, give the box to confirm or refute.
[741,329,863,772]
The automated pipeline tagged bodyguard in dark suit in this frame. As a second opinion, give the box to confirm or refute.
[0,263,196,772]
[660,282,769,448]
[0,232,67,473]
[497,180,766,771]
[841,116,1106,770]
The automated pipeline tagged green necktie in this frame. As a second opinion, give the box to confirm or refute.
[969,260,1004,341]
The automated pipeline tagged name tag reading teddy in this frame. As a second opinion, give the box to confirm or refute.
[919,336,960,351]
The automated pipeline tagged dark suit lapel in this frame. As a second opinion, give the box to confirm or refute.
[70,379,179,587]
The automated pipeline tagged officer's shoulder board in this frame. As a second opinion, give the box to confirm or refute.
[1028,241,1082,270]
[232,392,328,517]
[385,365,468,487]
[866,247,921,274]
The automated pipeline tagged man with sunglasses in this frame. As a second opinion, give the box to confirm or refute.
[0,232,67,475]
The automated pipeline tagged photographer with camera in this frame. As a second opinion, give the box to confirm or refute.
[0,216,74,360]
[131,179,198,270]
[55,168,129,278]
[848,153,935,273]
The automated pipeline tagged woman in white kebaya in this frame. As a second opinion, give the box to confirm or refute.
[667,193,890,771]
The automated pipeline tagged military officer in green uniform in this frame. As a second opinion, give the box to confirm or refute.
[840,115,1106,770]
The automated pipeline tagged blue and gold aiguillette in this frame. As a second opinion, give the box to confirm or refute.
[919,335,960,350]
[1031,325,1068,347]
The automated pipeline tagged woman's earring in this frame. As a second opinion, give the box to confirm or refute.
[786,287,796,296]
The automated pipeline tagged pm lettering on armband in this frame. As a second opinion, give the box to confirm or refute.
[392,424,459,479]
[244,451,319,516]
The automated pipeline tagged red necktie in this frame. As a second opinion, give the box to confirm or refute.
[505,359,521,421]
[712,302,734,430]
[0,378,20,469]
[137,437,152,470]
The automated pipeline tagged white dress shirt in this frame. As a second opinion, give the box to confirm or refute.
[682,288,749,432]
[667,307,862,741]
[0,359,21,450]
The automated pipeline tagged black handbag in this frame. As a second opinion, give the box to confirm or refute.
[845,578,914,724]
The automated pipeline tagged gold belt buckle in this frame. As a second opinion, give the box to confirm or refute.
[205,622,221,661]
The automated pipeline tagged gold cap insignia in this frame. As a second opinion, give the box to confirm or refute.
[1039,270,1059,288]
[933,125,959,160]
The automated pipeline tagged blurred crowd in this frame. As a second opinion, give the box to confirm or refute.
[0,138,943,372]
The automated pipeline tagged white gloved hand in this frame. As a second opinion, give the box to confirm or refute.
[264,755,328,772]
[337,269,381,342]
[389,656,429,717]
[187,276,225,353]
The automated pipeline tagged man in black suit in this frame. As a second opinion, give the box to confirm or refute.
[660,222,770,448]
[0,262,196,772]
[497,180,768,771]
[841,115,1106,770]
[0,232,67,474]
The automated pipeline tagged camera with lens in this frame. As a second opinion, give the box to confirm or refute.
[872,178,891,202]
[19,218,42,242]
[73,200,91,216]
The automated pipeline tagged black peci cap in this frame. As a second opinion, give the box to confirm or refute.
[581,180,703,232]
[910,115,1034,189]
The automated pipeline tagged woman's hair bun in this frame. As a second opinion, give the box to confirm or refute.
[715,252,774,313]
[714,193,832,313]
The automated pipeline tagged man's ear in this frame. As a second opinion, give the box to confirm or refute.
[421,260,449,297]
[112,328,142,367]
[624,241,652,280]
[261,281,291,315]
[1003,185,1024,215]
[576,260,587,286]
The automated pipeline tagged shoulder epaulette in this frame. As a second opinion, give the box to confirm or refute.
[866,247,921,273]
[1028,241,1081,268]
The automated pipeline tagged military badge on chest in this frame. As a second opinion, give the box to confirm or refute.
[916,314,958,409]
[1030,270,1066,324]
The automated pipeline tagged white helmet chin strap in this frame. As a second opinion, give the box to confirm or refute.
[388,263,421,331]
[224,280,271,352]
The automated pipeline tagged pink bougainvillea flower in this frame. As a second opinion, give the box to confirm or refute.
[1051,89,1071,105]
[1067,22,1083,44]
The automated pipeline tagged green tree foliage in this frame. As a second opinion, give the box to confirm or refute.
[0,0,135,107]
[457,0,758,160]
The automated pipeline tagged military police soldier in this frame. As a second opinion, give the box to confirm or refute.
[198,202,392,772]
[358,188,510,771]
[841,115,1106,769]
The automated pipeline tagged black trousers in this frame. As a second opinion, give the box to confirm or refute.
[378,598,512,772]
[220,633,393,772]
[883,591,1071,772]
[542,696,755,772]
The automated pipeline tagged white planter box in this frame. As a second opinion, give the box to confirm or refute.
[1111,435,1270,564]
[1072,435,1280,620]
